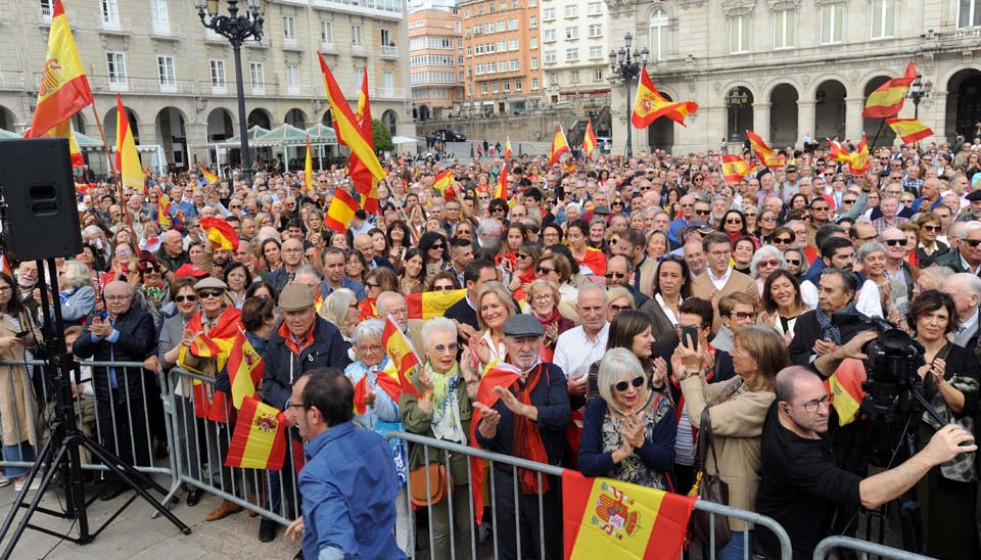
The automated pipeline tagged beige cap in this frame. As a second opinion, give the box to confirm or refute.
[279,283,315,311]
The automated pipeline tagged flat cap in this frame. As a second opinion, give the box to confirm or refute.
[966,190,981,202]
[194,277,228,291]
[279,283,315,311]
[503,314,545,339]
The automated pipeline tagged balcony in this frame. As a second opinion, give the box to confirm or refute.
[381,45,398,58]
[245,37,271,49]
[282,37,304,51]
[250,84,266,96]
[150,19,172,37]
[87,76,130,93]
[312,0,401,20]
[351,42,369,56]
[320,41,338,53]
[38,4,52,26]
[99,15,131,36]
[0,71,24,91]
[281,84,314,97]
[371,87,406,99]
[212,84,228,95]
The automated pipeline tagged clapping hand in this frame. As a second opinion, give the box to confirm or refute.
[619,412,646,448]
[89,316,113,338]
[473,401,501,438]
[492,385,529,417]
[651,357,668,387]
[813,338,837,357]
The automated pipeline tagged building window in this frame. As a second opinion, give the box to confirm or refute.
[589,45,602,59]
[530,36,538,48]
[481,83,488,94]
[529,0,536,6]
[515,80,522,91]
[821,4,843,43]
[106,52,127,87]
[508,18,518,30]
[588,2,603,15]
[565,48,578,61]
[729,15,749,53]
[549,71,558,84]
[566,26,578,39]
[544,29,556,42]
[476,63,484,74]
[773,9,795,49]
[571,69,579,83]
[466,46,472,56]
[509,39,519,50]
[492,82,499,93]
[464,9,470,18]
[593,68,602,81]
[530,16,537,28]
[510,59,519,71]
[384,71,394,94]
[381,28,393,46]
[649,9,668,61]
[498,61,507,72]
[150,0,169,33]
[250,62,264,86]
[564,5,578,17]
[531,57,538,69]
[871,0,895,39]
[504,81,510,92]
[352,25,363,46]
[321,20,333,43]
[286,65,299,88]
[544,7,555,20]
[588,24,602,37]
[545,50,556,63]
[283,16,295,40]
[497,21,506,32]
[532,78,539,90]
[40,0,53,20]
[474,24,483,34]
[157,55,175,86]
[498,40,507,51]
[210,59,226,87]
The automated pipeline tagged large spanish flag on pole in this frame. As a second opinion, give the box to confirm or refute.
[746,130,775,168]
[562,470,695,560]
[631,67,698,129]
[349,67,380,213]
[114,93,143,191]
[862,61,916,119]
[582,118,598,157]
[549,125,571,166]
[224,396,287,470]
[406,289,467,319]
[885,118,933,144]
[25,0,93,139]
[318,54,386,182]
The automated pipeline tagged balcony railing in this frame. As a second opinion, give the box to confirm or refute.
[371,87,405,99]
[0,71,24,91]
[320,41,337,53]
[39,4,52,24]
[251,84,266,96]
[281,84,315,97]
[381,45,398,58]
[314,0,402,15]
[282,37,303,51]
[99,15,131,34]
[150,19,171,36]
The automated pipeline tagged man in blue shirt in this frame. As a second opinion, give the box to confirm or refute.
[285,369,404,560]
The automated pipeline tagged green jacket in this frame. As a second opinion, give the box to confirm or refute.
[399,369,473,486]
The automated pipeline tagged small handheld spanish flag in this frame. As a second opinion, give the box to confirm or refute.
[721,154,750,183]
[224,396,287,470]
[885,118,933,144]
[582,118,598,158]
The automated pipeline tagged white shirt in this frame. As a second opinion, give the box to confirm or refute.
[706,266,733,292]
[553,322,610,380]
[961,254,981,276]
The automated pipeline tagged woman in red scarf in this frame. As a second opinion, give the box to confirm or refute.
[526,279,573,362]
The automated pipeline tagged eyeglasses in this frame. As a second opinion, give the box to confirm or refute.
[366,282,381,289]
[760,216,776,222]
[786,259,801,266]
[605,272,626,279]
[759,259,780,267]
[610,303,632,313]
[517,253,531,260]
[537,266,555,274]
[174,295,197,303]
[198,290,225,299]
[725,218,743,225]
[811,206,829,211]
[694,209,710,216]
[433,342,459,354]
[115,248,133,256]
[961,239,981,248]
[729,311,757,320]
[842,199,857,205]
[884,239,908,247]
[680,203,693,208]
[532,294,553,303]
[432,285,455,291]
[104,295,131,301]
[613,376,646,392]
[430,243,445,250]
[286,402,309,410]
[773,237,793,244]
[795,394,830,414]
[358,345,383,354]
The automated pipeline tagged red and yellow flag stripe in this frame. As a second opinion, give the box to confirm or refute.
[224,396,287,470]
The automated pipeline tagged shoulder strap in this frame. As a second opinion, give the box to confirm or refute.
[698,407,723,476]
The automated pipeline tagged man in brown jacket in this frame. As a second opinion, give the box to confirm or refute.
[690,232,759,332]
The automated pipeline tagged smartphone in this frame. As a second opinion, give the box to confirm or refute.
[681,326,699,351]
[14,331,29,339]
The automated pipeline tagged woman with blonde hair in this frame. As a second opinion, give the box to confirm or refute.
[673,325,788,560]
[470,282,516,370]
[319,288,359,340]
[526,279,574,361]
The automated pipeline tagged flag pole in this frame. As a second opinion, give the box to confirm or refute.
[89,102,130,226]
[869,120,887,150]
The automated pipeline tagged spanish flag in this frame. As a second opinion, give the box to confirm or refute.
[114,94,143,191]
[352,375,370,415]
[846,136,870,176]
[324,188,360,233]
[304,134,314,192]
[886,118,933,144]
[863,61,916,119]
[505,136,513,160]
[721,154,750,183]
[319,54,386,182]
[826,358,867,426]
[0,251,11,277]
[25,0,93,139]
[349,67,380,213]
[48,119,85,168]
[828,139,850,163]
[631,66,698,129]
[381,315,421,398]
[224,396,287,470]
[549,125,571,166]
[406,289,467,319]
[562,470,695,560]
[158,194,173,228]
[495,163,507,200]
[746,130,775,168]
[434,168,455,199]
[197,162,219,184]
[199,217,240,251]
[582,118,598,158]
[226,328,264,409]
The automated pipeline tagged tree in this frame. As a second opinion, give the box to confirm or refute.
[372,118,393,153]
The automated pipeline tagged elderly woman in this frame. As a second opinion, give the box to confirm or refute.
[783,247,809,281]
[750,245,787,297]
[471,282,517,370]
[526,279,574,362]
[400,317,478,560]
[646,230,669,261]
[580,348,675,488]
[915,212,950,267]
[857,242,894,317]
[606,286,636,323]
[0,272,42,491]
[908,290,980,559]
[344,319,410,554]
[318,288,358,341]
[59,261,96,327]
[673,325,787,560]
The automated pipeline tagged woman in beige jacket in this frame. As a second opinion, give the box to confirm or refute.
[672,325,788,560]
[0,272,43,491]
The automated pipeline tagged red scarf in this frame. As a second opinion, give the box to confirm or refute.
[512,365,550,495]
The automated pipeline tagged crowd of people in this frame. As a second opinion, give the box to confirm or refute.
[2,135,981,559]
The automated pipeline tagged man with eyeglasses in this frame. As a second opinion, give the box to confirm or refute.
[690,232,759,332]
[878,227,917,303]
[668,194,696,244]
[605,256,648,308]
[805,199,832,249]
[756,366,975,560]
[376,291,425,358]
[934,222,981,276]
[267,238,307,293]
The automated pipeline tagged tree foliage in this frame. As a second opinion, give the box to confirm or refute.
[372,119,393,153]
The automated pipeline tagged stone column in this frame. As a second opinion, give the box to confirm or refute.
[797,100,816,142]
[845,97,865,141]
[754,101,771,141]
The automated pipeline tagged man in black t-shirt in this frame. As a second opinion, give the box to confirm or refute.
[755,366,976,559]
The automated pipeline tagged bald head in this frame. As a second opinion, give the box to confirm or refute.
[774,365,822,405]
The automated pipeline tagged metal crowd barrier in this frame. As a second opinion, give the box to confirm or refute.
[813,536,937,560]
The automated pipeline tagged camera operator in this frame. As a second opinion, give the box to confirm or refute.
[755,366,977,560]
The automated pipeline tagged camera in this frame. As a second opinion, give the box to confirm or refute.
[831,313,925,405]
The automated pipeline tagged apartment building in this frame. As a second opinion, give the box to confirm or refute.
[460,0,542,114]
[540,0,610,105]
[408,7,466,121]
[0,0,415,170]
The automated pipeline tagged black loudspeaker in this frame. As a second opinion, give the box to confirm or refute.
[0,138,82,261]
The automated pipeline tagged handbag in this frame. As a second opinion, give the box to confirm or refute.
[409,462,451,507]
[688,407,732,550]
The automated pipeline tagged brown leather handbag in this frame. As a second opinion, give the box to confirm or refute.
[688,407,732,550]
[409,463,451,507]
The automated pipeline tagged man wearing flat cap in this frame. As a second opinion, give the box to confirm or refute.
[259,283,351,543]
[474,314,570,560]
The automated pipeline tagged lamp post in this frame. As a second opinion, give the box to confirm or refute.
[609,32,649,159]
[907,74,933,120]
[194,0,264,184]
[725,88,749,143]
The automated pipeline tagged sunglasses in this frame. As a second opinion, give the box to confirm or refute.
[433,342,459,354]
[430,243,445,249]
[174,295,197,303]
[517,253,531,260]
[610,303,632,312]
[729,311,757,320]
[759,259,780,267]
[773,237,793,244]
[786,259,801,266]
[613,376,646,392]
[842,199,856,204]
[198,290,224,299]
[537,266,555,274]
[922,225,941,232]
[725,218,743,225]
[884,239,908,247]
[366,282,381,288]
[433,285,456,291]
[694,209,710,216]
[962,239,981,248]
[761,216,776,222]
[605,272,626,279]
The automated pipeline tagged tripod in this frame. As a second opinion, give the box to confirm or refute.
[0,258,189,559]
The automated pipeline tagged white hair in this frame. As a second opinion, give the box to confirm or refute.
[421,317,457,347]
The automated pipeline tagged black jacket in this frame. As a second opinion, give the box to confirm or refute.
[787,309,875,368]
[72,307,156,399]
[261,316,352,411]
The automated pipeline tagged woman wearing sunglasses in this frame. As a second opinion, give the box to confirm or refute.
[507,243,540,301]
[914,212,949,267]
[782,248,809,281]
[673,325,787,560]
[579,346,675,489]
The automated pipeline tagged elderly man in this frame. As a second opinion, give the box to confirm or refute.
[72,281,156,501]
[474,218,504,252]
[284,370,404,560]
[352,233,395,271]
[880,227,916,301]
[261,284,351,542]
[376,290,425,358]
[683,237,707,278]
[668,194,696,243]
[872,196,909,235]
[690,232,759,332]
[554,283,609,397]
[943,273,981,349]
[156,230,190,280]
[474,315,570,560]
[267,237,307,293]
[606,255,648,307]
[935,222,981,275]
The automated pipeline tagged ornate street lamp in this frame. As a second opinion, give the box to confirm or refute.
[907,74,933,120]
[609,32,649,158]
[725,88,749,143]
[194,0,264,183]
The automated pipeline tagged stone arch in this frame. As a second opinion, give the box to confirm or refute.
[418,105,431,122]
[769,83,799,146]
[247,108,272,130]
[814,79,847,141]
[70,112,86,135]
[381,109,398,136]
[206,107,235,142]
[945,67,981,140]
[155,106,189,169]
[724,86,754,142]
[648,90,674,150]
[321,111,333,127]
[863,75,897,146]
[103,105,141,145]
[284,108,307,128]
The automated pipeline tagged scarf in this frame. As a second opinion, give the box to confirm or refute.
[512,364,550,495]
[427,362,467,444]
[815,302,855,345]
